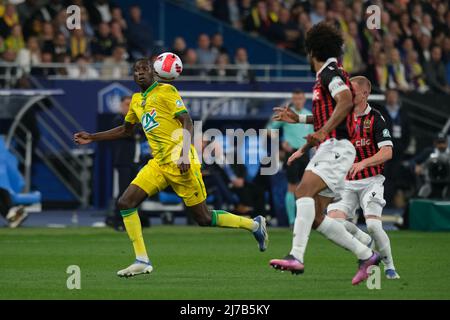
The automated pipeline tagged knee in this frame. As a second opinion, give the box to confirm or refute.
[117,196,134,211]
[295,183,315,199]
[366,218,382,234]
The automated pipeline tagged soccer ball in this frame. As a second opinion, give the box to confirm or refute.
[153,52,183,81]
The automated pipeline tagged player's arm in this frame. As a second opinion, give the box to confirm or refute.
[176,112,193,173]
[307,73,353,145]
[272,105,314,124]
[349,113,394,178]
[74,121,135,145]
[348,146,392,179]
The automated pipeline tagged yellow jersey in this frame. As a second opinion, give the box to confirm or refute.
[125,81,193,164]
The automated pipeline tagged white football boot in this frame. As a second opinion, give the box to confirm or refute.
[117,259,153,278]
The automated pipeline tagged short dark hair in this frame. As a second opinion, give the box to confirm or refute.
[305,22,343,61]
[292,89,304,95]
[133,57,152,69]
[121,95,132,102]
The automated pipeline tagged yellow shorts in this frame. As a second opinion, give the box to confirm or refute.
[131,159,207,207]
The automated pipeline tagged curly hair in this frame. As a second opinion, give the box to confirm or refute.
[305,22,344,62]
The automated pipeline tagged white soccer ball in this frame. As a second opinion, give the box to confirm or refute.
[153,52,183,81]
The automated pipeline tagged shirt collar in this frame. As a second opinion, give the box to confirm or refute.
[355,104,371,118]
[316,57,338,79]
[141,81,158,99]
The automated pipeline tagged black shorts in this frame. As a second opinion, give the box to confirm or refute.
[285,151,309,184]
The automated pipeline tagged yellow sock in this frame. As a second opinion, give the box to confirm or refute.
[211,210,256,232]
[120,208,149,262]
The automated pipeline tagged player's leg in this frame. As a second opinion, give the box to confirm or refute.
[186,201,268,251]
[175,163,268,251]
[329,209,373,248]
[116,160,167,277]
[327,187,373,247]
[361,178,399,279]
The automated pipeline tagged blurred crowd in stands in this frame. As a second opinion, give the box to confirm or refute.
[196,0,450,94]
[0,0,449,93]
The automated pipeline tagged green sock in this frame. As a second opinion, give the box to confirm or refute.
[285,192,296,225]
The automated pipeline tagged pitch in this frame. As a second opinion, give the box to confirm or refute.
[0,226,449,299]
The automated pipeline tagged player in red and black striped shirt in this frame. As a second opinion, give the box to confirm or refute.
[270,23,380,285]
[328,76,400,280]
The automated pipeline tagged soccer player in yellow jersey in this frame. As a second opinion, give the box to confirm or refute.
[74,58,268,277]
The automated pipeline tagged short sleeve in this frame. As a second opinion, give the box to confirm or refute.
[124,95,139,124]
[165,85,188,117]
[373,112,393,148]
[320,66,350,99]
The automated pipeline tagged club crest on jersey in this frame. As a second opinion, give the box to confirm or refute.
[363,119,371,133]
[142,109,159,132]
[313,89,320,101]
[175,99,184,108]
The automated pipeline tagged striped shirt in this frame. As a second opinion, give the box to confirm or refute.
[348,104,394,180]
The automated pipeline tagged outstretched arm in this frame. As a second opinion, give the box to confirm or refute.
[74,121,136,145]
[272,105,314,124]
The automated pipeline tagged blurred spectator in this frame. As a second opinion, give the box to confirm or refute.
[343,21,365,75]
[195,33,217,73]
[110,21,127,48]
[309,0,326,25]
[267,89,313,225]
[31,51,55,77]
[213,0,241,29]
[5,24,24,53]
[388,48,410,92]
[91,22,114,61]
[367,51,389,92]
[39,22,54,53]
[171,36,187,60]
[380,89,411,208]
[182,48,200,76]
[69,28,90,59]
[0,3,19,38]
[244,0,274,36]
[127,5,153,59]
[418,34,432,65]
[234,47,255,83]
[53,9,70,39]
[267,7,300,51]
[86,0,113,26]
[67,55,99,79]
[424,45,450,94]
[16,36,41,76]
[208,53,232,81]
[80,6,95,38]
[111,6,127,31]
[405,50,428,93]
[211,33,228,55]
[102,45,129,79]
[51,32,68,57]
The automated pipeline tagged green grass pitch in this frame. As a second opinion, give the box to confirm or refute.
[1,226,449,299]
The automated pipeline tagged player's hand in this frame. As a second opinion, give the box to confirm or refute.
[287,145,307,166]
[272,105,298,123]
[306,130,327,146]
[177,156,191,174]
[74,131,93,145]
[348,161,367,179]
